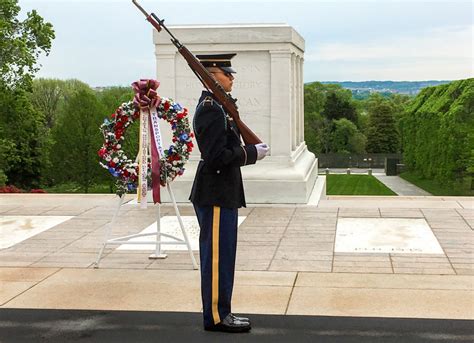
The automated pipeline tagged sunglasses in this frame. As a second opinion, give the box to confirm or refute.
[211,71,233,79]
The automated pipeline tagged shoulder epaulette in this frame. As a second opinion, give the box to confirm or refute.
[194,96,227,134]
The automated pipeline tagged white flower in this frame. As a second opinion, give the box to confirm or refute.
[116,144,121,149]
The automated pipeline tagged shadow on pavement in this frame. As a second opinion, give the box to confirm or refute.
[0,308,472,342]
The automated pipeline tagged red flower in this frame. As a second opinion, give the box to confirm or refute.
[164,101,170,111]
[109,162,116,167]
[30,189,47,193]
[98,147,107,157]
[0,185,23,193]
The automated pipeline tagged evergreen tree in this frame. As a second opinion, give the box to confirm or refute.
[366,97,399,153]
[322,90,358,124]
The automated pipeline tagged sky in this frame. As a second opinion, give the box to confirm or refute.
[19,0,473,87]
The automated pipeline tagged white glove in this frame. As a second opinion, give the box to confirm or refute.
[255,143,270,160]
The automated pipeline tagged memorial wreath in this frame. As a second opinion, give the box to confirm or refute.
[98,79,194,198]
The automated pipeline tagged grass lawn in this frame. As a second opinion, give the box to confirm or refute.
[326,174,397,196]
[400,171,473,196]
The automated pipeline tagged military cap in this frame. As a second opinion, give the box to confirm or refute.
[196,53,237,74]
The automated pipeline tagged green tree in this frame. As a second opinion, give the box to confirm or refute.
[304,82,326,115]
[0,87,45,188]
[50,89,106,192]
[0,0,55,89]
[366,95,399,153]
[330,118,366,154]
[30,78,64,129]
[322,89,358,124]
[401,79,473,192]
[0,1,54,189]
[29,78,92,187]
[304,83,326,154]
[304,111,332,154]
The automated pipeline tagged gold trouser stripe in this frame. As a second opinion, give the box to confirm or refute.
[212,206,221,324]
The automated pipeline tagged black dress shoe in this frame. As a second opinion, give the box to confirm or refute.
[204,313,251,333]
[230,313,250,324]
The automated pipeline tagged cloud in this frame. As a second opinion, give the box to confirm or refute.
[307,24,473,62]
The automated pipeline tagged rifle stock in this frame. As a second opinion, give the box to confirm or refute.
[132,0,262,145]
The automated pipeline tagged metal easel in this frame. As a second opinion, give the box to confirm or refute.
[93,124,198,270]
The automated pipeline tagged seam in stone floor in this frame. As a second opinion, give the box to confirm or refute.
[330,208,340,273]
[284,272,299,315]
[267,207,297,271]
[0,267,63,306]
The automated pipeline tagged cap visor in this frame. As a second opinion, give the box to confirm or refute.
[220,66,236,74]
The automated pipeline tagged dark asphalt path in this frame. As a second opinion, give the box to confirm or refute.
[0,309,472,343]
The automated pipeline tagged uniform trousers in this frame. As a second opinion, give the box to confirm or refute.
[193,204,238,327]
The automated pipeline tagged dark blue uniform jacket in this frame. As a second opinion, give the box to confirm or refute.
[189,91,257,208]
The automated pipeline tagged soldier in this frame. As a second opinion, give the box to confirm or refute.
[189,53,269,333]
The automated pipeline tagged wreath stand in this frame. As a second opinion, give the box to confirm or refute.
[93,133,198,270]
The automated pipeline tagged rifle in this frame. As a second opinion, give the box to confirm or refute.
[132,0,262,145]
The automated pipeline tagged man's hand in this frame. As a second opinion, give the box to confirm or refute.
[255,143,270,160]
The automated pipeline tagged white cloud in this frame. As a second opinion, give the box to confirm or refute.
[304,24,473,81]
[307,24,473,62]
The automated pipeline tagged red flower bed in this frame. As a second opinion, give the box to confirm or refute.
[0,186,47,193]
[30,189,47,193]
[0,185,24,193]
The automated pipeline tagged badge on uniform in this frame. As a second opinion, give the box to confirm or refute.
[203,96,214,106]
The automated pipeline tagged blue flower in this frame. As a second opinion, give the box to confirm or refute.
[173,103,182,111]
[127,183,136,191]
[180,133,188,141]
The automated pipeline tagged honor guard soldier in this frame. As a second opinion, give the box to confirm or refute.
[189,53,269,333]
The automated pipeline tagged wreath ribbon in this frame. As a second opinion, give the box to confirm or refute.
[132,79,162,206]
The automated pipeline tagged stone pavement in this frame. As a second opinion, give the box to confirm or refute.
[373,175,432,196]
[0,194,473,320]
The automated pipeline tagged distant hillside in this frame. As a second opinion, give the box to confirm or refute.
[310,80,454,99]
